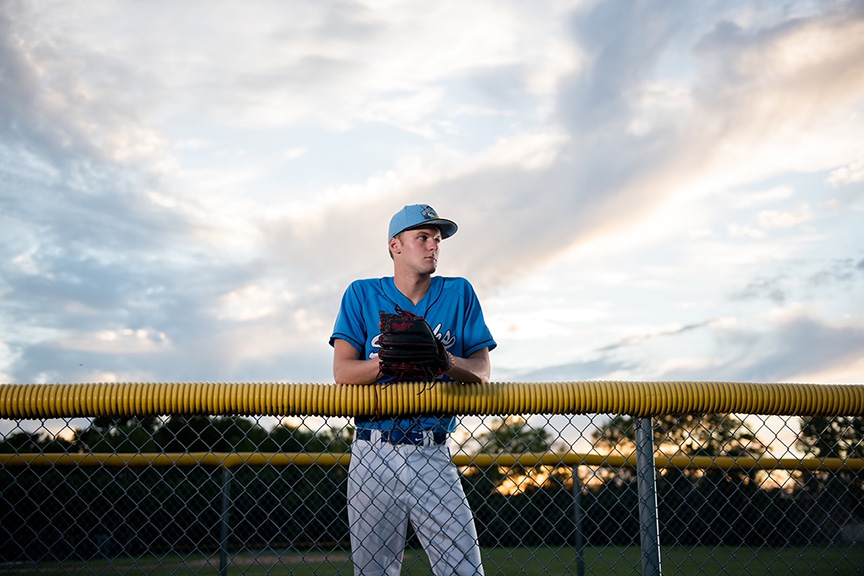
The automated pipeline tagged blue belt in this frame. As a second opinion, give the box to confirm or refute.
[356,428,447,446]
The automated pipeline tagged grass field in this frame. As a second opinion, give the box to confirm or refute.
[5,544,864,576]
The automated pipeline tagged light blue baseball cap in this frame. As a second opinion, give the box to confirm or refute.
[388,204,458,240]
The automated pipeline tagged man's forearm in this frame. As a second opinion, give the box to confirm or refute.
[445,349,490,384]
[334,357,380,385]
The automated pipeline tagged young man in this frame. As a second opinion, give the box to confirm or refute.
[330,204,496,576]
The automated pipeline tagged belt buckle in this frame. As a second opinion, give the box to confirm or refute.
[384,430,421,445]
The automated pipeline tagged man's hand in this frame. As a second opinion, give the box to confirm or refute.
[378,308,450,381]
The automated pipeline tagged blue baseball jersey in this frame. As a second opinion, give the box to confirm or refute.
[330,275,496,434]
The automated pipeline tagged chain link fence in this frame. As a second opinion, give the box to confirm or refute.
[2,383,864,575]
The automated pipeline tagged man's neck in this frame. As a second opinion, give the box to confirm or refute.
[393,272,432,305]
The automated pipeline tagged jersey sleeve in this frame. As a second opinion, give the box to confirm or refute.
[329,281,368,354]
[459,279,497,357]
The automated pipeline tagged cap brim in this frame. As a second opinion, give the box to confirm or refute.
[403,219,458,239]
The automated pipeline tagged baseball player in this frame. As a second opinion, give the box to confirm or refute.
[330,203,496,576]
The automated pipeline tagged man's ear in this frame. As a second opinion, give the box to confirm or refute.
[389,236,401,255]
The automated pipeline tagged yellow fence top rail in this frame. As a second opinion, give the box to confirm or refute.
[3,451,862,473]
[2,381,863,419]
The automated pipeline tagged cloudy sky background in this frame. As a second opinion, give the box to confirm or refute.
[2,0,863,392]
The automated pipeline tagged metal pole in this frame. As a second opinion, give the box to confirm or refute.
[572,465,585,576]
[220,466,232,576]
[635,417,662,576]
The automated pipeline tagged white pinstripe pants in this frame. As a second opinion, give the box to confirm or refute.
[347,434,484,576]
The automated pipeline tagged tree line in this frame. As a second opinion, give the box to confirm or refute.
[1,414,862,562]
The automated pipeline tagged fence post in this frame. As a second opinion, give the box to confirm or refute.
[572,465,585,576]
[635,417,662,576]
[220,466,232,576]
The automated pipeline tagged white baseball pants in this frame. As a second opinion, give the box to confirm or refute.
[347,433,484,576]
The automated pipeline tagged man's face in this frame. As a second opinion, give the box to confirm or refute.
[392,226,442,274]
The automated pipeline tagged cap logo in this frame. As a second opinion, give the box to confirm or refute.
[421,205,439,220]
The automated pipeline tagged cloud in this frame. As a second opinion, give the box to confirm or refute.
[595,321,714,353]
[689,6,864,176]
[707,313,864,383]
[283,147,308,161]
[808,258,864,287]
[507,356,637,383]
[826,158,864,187]
[0,3,166,168]
[515,312,864,385]
[757,203,812,229]
[387,2,864,295]
[731,277,787,304]
[2,1,863,390]
[561,0,685,132]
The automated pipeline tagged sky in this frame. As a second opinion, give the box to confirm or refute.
[2,0,863,393]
